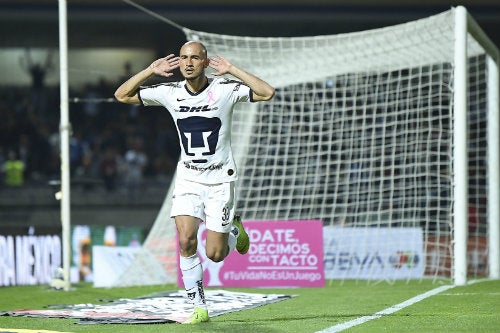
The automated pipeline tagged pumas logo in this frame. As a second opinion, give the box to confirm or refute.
[178,105,216,112]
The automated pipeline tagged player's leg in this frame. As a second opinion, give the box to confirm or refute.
[204,182,249,258]
[176,214,201,257]
[175,215,209,324]
[205,229,231,262]
[171,179,209,324]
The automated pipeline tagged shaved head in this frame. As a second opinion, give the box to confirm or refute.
[181,41,208,59]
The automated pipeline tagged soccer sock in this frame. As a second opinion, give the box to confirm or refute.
[228,229,237,253]
[179,253,207,309]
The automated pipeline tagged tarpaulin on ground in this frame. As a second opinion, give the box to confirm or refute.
[2,290,293,324]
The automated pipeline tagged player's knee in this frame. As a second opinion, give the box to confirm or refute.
[178,234,197,254]
[205,248,226,263]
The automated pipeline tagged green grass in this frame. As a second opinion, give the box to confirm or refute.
[0,280,499,333]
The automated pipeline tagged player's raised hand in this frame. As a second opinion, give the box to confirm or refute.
[149,54,180,77]
[209,55,233,76]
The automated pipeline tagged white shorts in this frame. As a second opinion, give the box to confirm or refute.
[171,178,236,233]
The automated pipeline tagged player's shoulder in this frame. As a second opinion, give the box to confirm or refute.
[211,77,249,91]
[215,77,245,86]
[141,81,183,90]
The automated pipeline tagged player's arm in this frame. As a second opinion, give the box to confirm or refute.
[114,54,180,104]
[209,55,275,101]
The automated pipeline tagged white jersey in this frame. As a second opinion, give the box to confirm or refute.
[138,77,253,184]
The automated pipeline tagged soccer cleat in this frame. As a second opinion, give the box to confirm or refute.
[233,215,250,254]
[182,307,210,324]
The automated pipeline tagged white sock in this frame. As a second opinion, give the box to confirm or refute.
[179,253,206,309]
[228,230,238,253]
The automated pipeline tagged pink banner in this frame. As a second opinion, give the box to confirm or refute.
[177,220,324,287]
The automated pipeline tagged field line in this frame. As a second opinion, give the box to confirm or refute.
[315,284,454,333]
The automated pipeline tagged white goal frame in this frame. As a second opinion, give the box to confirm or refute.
[453,6,499,285]
[105,6,499,287]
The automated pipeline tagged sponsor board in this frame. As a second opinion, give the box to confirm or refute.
[0,225,145,286]
[0,230,61,287]
[323,227,424,279]
[71,225,144,283]
[4,290,293,324]
[178,220,325,287]
[92,246,141,287]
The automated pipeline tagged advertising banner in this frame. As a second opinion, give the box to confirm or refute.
[323,227,424,279]
[177,220,325,287]
[0,227,61,287]
[92,246,141,287]
[71,225,144,282]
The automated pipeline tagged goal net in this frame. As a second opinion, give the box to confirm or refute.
[112,7,499,286]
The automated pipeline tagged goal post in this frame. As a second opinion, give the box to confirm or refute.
[111,6,499,287]
[457,6,500,282]
[452,5,468,286]
[486,50,500,281]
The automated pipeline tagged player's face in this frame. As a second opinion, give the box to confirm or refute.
[179,43,208,80]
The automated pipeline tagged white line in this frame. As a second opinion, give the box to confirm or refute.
[247,266,317,270]
[315,284,454,333]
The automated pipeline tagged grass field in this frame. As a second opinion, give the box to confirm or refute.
[0,279,499,333]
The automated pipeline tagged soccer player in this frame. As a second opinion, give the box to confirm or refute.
[114,41,275,324]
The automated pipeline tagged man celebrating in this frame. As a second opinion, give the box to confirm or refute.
[114,41,275,324]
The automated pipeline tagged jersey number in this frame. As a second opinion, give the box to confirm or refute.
[177,116,221,163]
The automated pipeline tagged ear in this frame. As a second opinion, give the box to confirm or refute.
[204,58,210,68]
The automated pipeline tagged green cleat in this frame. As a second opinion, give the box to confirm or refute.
[182,307,209,324]
[233,215,250,254]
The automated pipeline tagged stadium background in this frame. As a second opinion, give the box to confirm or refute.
[0,1,499,275]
